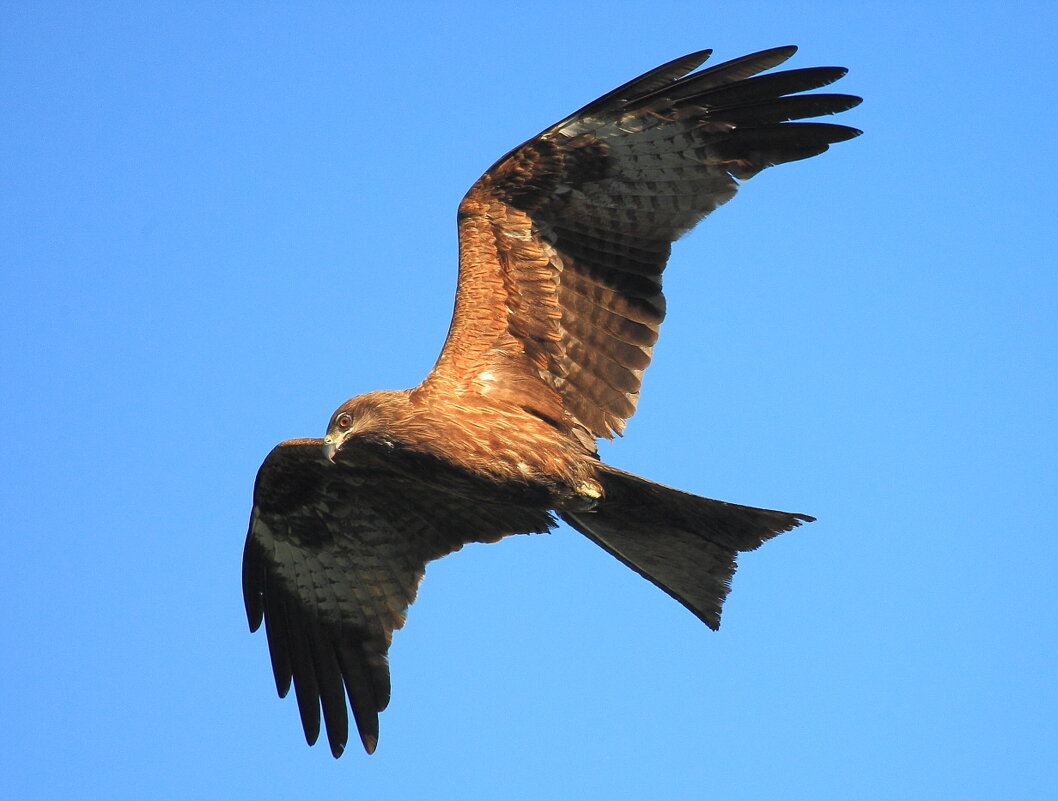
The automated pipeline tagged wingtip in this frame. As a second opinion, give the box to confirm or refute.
[354,714,381,754]
[820,123,864,145]
[360,733,379,755]
[752,44,799,68]
[833,94,863,113]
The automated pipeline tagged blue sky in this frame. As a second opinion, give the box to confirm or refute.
[3,2,1056,799]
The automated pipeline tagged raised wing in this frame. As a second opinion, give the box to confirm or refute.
[423,46,860,441]
[242,439,551,756]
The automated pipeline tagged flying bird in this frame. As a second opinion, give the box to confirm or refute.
[243,45,860,757]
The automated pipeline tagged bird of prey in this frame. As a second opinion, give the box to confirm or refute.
[243,45,860,757]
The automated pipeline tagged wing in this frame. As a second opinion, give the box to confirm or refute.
[242,439,552,757]
[423,46,861,441]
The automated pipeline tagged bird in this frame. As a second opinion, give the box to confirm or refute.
[242,44,860,758]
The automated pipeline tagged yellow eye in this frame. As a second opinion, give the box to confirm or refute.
[336,413,353,429]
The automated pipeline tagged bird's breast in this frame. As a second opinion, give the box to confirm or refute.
[391,394,599,506]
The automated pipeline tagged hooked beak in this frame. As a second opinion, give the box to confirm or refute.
[322,438,338,463]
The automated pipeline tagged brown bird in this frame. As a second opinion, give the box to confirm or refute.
[243,45,860,757]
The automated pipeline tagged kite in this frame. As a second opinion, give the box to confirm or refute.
[243,45,860,757]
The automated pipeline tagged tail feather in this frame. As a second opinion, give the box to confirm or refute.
[560,465,812,630]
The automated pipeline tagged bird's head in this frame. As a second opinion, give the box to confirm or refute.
[322,390,405,462]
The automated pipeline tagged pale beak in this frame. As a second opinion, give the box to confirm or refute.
[322,439,338,463]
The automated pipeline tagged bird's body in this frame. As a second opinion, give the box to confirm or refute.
[244,45,860,757]
[332,389,601,502]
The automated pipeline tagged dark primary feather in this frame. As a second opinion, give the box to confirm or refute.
[554,49,716,128]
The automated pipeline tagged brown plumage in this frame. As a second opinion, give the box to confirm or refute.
[243,45,860,757]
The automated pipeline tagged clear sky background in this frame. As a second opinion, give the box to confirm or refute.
[3,3,1056,799]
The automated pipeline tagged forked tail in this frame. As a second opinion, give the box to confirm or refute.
[560,465,813,629]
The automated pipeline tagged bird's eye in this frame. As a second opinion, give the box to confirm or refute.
[336,413,353,429]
